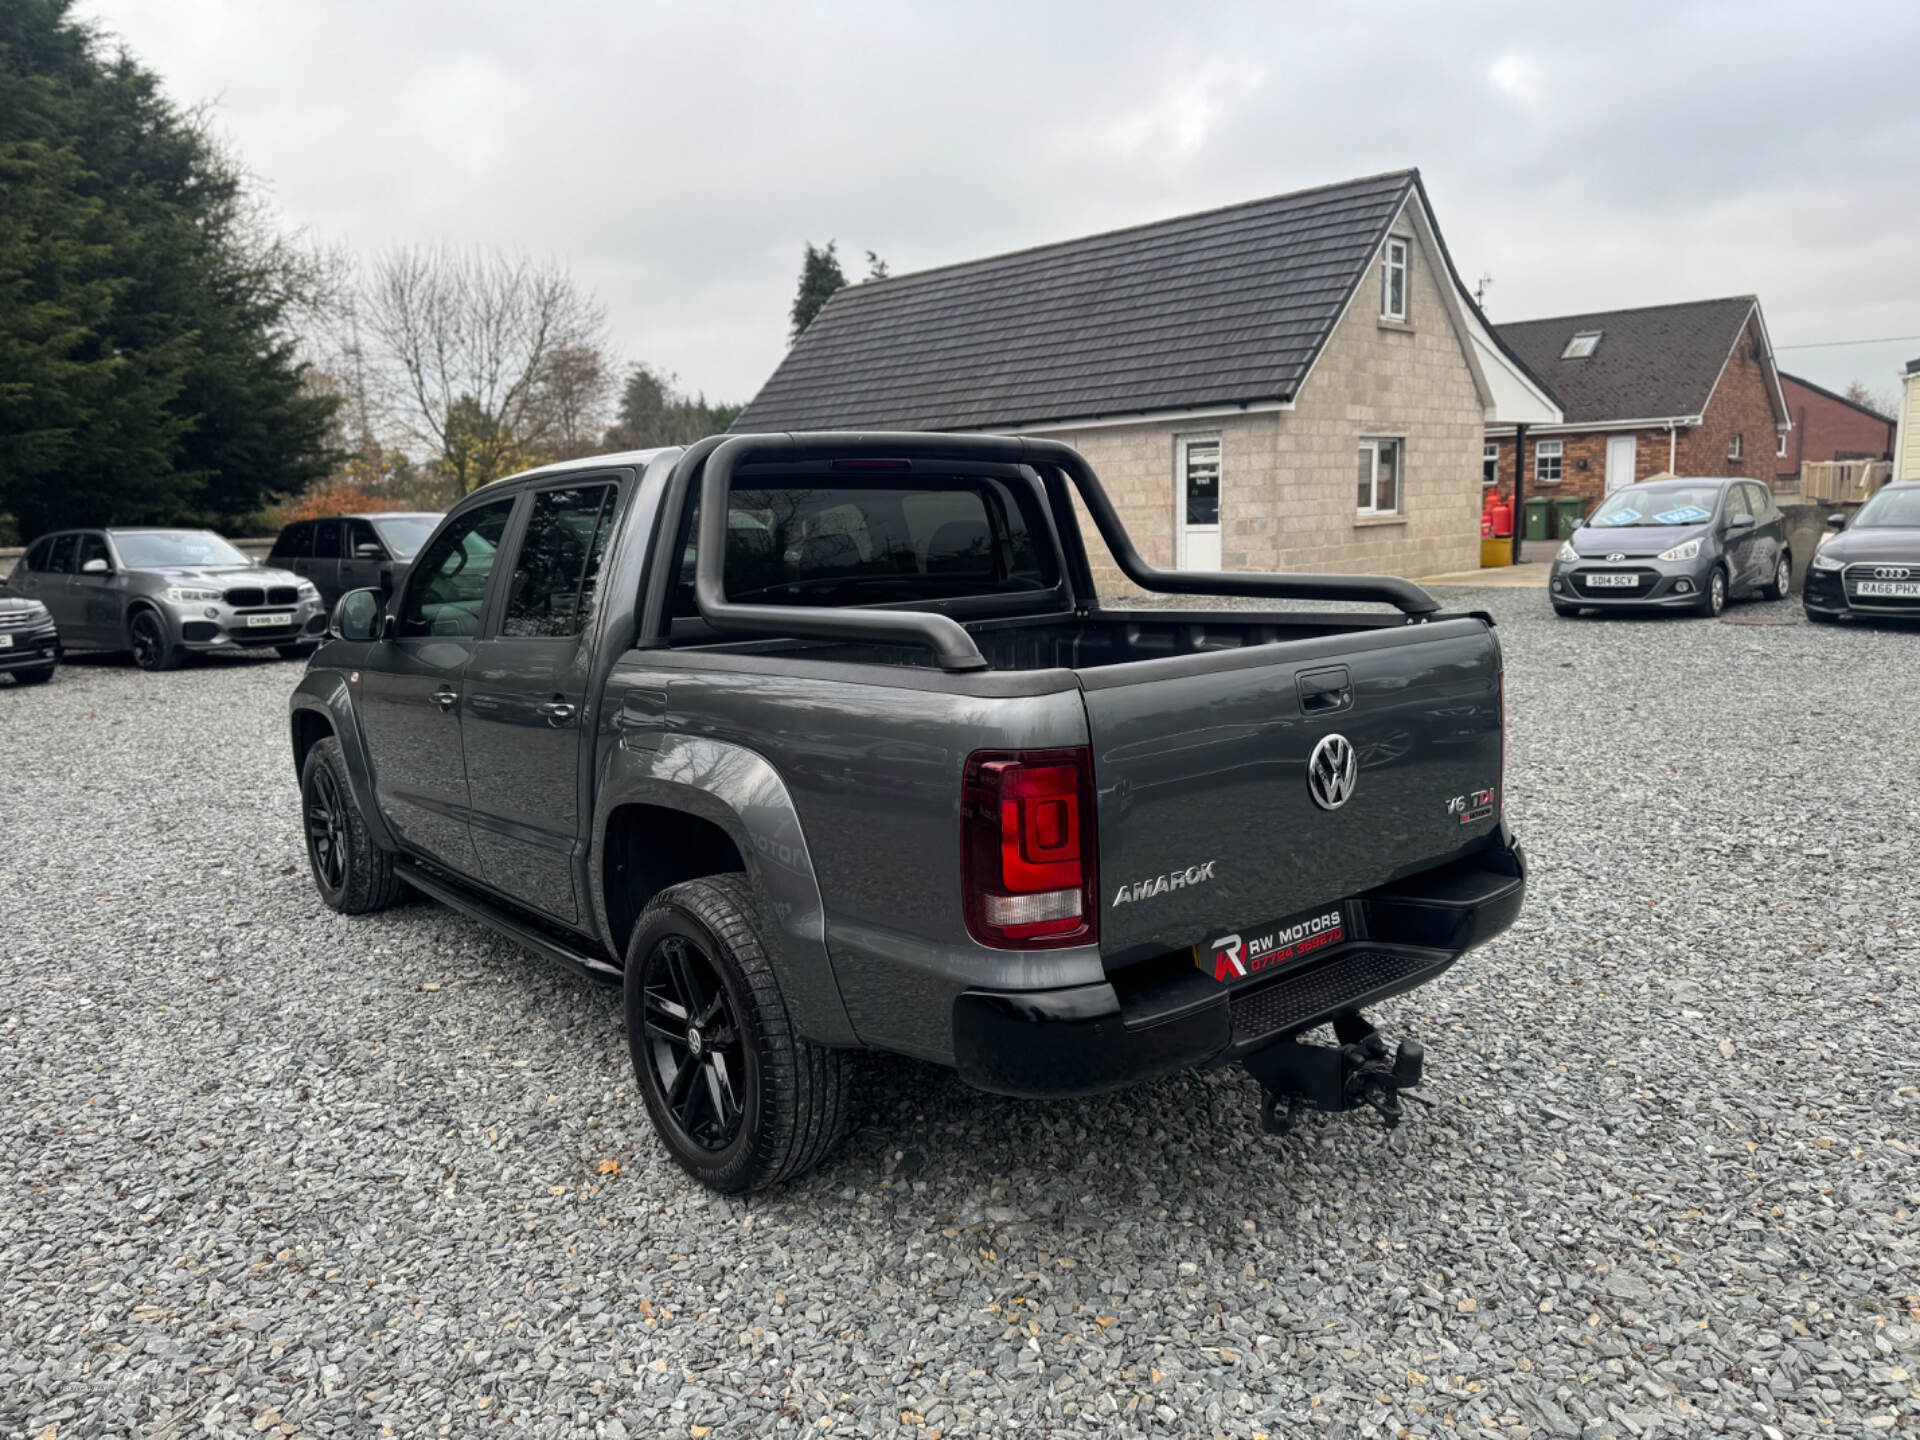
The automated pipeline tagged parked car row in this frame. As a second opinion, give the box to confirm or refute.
[1,510,443,678]
[1548,475,1920,625]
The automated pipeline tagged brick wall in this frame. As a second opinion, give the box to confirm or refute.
[1684,316,1780,480]
[1033,217,1485,591]
[1777,374,1896,482]
[1484,427,1673,505]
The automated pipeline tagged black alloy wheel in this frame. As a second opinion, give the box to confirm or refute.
[304,760,349,894]
[623,875,849,1192]
[639,933,747,1152]
[298,736,405,914]
[129,609,181,670]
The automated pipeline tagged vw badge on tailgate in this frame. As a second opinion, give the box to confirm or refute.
[1307,733,1357,810]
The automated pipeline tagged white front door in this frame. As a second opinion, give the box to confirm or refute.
[1605,434,1637,493]
[1176,435,1221,570]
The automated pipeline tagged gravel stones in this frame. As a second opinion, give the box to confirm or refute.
[1,596,1916,1438]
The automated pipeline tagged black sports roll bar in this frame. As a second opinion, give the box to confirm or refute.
[693,432,1441,672]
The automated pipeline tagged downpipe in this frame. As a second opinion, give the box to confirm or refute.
[1241,1013,1425,1136]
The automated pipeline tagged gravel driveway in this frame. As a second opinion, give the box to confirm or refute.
[2,594,1916,1440]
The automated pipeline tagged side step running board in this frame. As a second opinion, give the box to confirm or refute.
[393,858,623,987]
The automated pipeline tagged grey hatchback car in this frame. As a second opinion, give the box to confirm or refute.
[1549,477,1791,618]
[8,527,327,669]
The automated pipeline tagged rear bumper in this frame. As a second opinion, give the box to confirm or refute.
[952,833,1527,1097]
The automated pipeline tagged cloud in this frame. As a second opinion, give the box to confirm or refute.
[78,0,1920,404]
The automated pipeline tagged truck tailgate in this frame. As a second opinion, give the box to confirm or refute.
[1083,619,1503,965]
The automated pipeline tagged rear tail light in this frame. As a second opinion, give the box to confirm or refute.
[962,747,1097,950]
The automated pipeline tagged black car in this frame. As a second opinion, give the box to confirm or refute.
[1549,477,1791,618]
[1803,481,1920,624]
[0,591,61,684]
[267,512,442,611]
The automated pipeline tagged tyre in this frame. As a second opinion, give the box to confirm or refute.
[129,607,184,671]
[1762,553,1791,601]
[1697,567,1728,618]
[12,663,57,685]
[277,642,319,661]
[625,874,850,1193]
[300,736,405,914]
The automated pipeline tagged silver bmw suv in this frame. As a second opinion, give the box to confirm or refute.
[8,527,327,670]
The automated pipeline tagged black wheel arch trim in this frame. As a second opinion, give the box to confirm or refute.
[289,672,398,854]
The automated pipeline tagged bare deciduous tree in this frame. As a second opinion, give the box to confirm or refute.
[534,344,616,461]
[360,245,608,492]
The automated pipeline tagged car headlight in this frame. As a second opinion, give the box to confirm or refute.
[1809,552,1844,572]
[163,586,223,604]
[1555,541,1579,564]
[1656,538,1703,562]
[296,580,320,601]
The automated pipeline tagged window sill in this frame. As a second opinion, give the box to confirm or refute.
[1354,513,1407,528]
[1377,318,1414,333]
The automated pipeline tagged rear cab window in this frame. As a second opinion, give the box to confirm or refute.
[669,472,1058,626]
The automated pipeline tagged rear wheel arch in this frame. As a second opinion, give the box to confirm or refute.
[601,802,747,957]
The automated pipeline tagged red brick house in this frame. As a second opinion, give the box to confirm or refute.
[1483,296,1790,506]
[1776,372,1896,483]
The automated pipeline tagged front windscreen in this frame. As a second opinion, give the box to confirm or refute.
[372,515,440,559]
[1588,485,1722,527]
[112,530,251,567]
[672,475,1058,615]
[1852,487,1920,529]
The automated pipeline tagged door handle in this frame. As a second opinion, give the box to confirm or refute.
[432,687,458,712]
[537,699,577,726]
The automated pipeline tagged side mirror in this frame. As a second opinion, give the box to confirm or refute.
[81,557,110,574]
[332,587,386,643]
[354,543,385,559]
[1826,513,1847,531]
[1729,514,1754,529]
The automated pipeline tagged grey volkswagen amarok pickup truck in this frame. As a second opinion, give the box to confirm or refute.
[289,433,1525,1192]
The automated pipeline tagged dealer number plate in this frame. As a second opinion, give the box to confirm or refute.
[1586,573,1639,588]
[1195,903,1349,986]
[246,611,295,627]
[0,634,13,648]
[1855,580,1920,598]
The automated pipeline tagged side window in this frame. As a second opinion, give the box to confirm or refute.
[75,534,111,572]
[503,484,615,639]
[313,520,343,560]
[397,499,516,638]
[347,519,382,558]
[275,523,313,560]
[25,537,53,572]
[47,534,78,574]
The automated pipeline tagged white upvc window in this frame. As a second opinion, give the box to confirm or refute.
[1535,438,1564,484]
[1380,238,1408,321]
[1775,431,1788,458]
[1357,437,1403,515]
[1728,433,1743,460]
[1483,440,1499,485]
[1561,331,1603,360]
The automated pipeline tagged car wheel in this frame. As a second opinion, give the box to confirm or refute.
[300,736,405,914]
[276,643,319,661]
[1697,567,1728,618]
[12,663,57,685]
[1762,553,1792,601]
[625,874,850,1194]
[128,607,184,671]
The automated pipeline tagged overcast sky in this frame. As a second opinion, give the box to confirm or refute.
[81,0,1920,413]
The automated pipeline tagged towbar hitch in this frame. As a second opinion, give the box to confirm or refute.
[1242,1014,1423,1136]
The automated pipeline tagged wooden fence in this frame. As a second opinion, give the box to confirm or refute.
[1800,459,1893,505]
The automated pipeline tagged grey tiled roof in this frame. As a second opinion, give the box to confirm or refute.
[735,171,1419,432]
[1494,296,1759,425]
